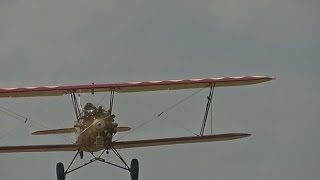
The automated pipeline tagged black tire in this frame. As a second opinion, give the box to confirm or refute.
[130,159,139,180]
[80,151,84,159]
[56,162,65,180]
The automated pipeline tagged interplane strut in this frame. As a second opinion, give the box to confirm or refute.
[200,84,215,136]
[71,91,82,121]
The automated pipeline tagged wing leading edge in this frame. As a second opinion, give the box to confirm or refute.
[0,133,250,153]
[0,76,272,98]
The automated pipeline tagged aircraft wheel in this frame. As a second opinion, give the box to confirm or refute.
[130,159,139,180]
[56,162,65,180]
[80,151,84,159]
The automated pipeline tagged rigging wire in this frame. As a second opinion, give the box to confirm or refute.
[0,119,24,141]
[114,88,205,141]
[0,104,42,141]
[170,117,199,136]
[0,105,28,121]
[97,92,110,106]
[0,98,76,143]
[0,106,32,141]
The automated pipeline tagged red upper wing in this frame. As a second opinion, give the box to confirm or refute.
[0,76,272,98]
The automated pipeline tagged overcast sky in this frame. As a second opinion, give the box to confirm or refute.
[0,0,319,180]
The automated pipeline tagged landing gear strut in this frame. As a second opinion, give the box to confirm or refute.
[56,147,139,180]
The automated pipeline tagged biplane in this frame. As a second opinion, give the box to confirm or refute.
[0,76,272,180]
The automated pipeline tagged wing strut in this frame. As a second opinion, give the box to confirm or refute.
[109,89,115,114]
[71,91,82,121]
[200,84,215,136]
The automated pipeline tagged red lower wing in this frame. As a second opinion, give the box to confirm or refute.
[0,144,79,153]
[113,133,250,149]
[0,133,250,153]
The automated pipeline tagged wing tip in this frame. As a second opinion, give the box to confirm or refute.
[238,133,251,138]
[215,133,251,140]
[219,133,251,140]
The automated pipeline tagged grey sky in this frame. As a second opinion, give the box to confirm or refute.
[0,0,319,180]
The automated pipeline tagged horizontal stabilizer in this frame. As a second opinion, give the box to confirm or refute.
[32,128,76,135]
[32,127,131,135]
[116,127,131,132]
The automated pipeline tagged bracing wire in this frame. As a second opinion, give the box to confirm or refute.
[114,88,205,141]
[170,118,199,136]
[0,105,28,121]
[97,92,110,106]
[0,98,76,143]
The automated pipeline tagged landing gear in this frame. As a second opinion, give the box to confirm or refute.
[56,162,65,180]
[59,148,140,180]
[130,159,139,180]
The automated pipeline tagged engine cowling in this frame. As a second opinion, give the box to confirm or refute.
[94,117,118,133]
[95,119,106,131]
